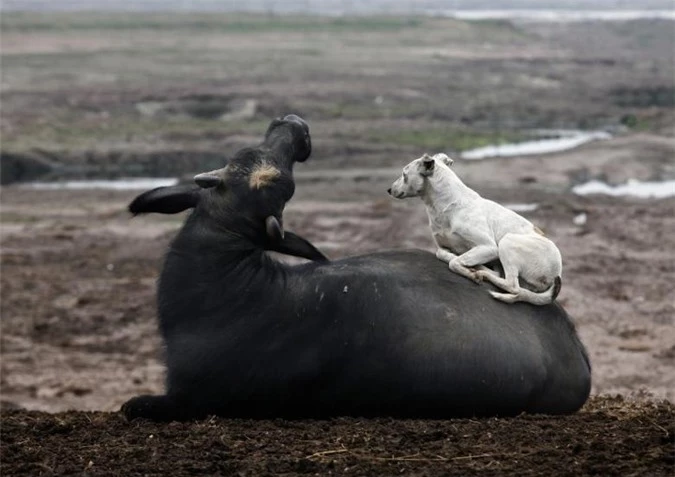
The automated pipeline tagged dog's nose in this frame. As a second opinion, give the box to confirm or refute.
[387,188,392,195]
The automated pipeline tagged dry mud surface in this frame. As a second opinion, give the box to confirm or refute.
[2,397,673,477]
[1,136,674,475]
[2,12,675,476]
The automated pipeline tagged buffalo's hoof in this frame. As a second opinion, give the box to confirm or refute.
[122,394,175,422]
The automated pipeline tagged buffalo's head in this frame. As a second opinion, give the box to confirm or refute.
[128,115,327,261]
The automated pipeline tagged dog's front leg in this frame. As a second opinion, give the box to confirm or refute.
[435,248,457,264]
[449,245,499,284]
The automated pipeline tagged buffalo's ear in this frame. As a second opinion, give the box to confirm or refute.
[270,231,329,262]
[128,185,200,215]
[420,153,435,176]
[194,171,222,189]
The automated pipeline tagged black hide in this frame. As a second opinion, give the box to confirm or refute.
[127,115,326,262]
[122,117,591,422]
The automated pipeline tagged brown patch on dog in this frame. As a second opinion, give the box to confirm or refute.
[249,163,281,189]
[534,226,546,236]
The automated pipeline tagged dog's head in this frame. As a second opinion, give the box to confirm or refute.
[387,153,454,199]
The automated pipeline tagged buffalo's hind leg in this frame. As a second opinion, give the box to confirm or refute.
[122,394,194,422]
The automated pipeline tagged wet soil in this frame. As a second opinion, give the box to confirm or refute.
[3,135,674,412]
[1,136,674,475]
[2,12,675,476]
[2,396,673,477]
[1,135,674,476]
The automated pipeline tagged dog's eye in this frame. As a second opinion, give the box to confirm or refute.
[403,174,408,184]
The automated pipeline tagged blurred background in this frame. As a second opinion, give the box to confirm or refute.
[1,0,674,412]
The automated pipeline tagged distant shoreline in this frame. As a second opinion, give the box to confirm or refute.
[449,10,675,22]
[2,4,674,22]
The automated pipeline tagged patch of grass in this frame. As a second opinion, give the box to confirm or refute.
[1,12,425,34]
[620,114,653,131]
[0,213,42,224]
[470,19,526,36]
[611,87,675,108]
[366,127,524,152]
[318,102,382,120]
[1,114,270,151]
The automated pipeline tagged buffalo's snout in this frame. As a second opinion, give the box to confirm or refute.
[283,114,309,133]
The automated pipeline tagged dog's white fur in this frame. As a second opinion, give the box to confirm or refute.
[389,153,562,305]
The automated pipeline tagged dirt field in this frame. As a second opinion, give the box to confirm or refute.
[2,134,675,475]
[2,396,673,476]
[1,11,674,476]
[3,133,674,409]
[2,13,674,182]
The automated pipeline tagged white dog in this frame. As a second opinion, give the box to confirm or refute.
[388,153,562,305]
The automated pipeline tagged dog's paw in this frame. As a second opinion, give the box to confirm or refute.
[489,290,518,303]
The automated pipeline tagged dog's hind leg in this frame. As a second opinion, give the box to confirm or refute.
[438,247,496,275]
[489,290,520,303]
[489,279,560,306]
[482,240,559,305]
[485,265,523,303]
[477,263,520,293]
[449,245,499,283]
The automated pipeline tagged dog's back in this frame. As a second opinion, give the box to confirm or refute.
[481,198,540,240]
[389,153,563,306]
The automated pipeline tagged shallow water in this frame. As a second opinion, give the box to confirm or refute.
[504,203,539,212]
[461,130,611,160]
[449,10,675,22]
[22,178,179,191]
[572,179,675,199]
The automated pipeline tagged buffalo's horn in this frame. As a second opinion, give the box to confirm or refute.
[265,216,284,242]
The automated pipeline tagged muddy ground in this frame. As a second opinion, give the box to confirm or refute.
[2,396,673,476]
[2,134,675,475]
[2,11,675,476]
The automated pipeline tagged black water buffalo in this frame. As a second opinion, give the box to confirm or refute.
[129,114,327,262]
[122,116,591,422]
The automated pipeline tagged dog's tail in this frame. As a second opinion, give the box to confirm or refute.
[489,276,562,306]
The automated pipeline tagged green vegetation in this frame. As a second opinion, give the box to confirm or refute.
[1,12,424,33]
[1,114,269,151]
[620,114,653,131]
[0,213,42,224]
[2,10,672,178]
[611,87,674,108]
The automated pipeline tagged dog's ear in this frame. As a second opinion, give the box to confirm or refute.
[434,153,454,166]
[420,154,435,176]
